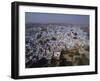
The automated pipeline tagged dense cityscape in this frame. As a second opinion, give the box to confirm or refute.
[25,23,89,68]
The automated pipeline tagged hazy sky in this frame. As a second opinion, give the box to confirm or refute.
[25,12,89,25]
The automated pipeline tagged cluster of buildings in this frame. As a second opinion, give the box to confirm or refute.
[25,24,89,68]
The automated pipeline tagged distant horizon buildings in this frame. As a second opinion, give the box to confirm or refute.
[26,23,89,27]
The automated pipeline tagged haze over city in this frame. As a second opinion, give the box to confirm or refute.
[25,12,89,26]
